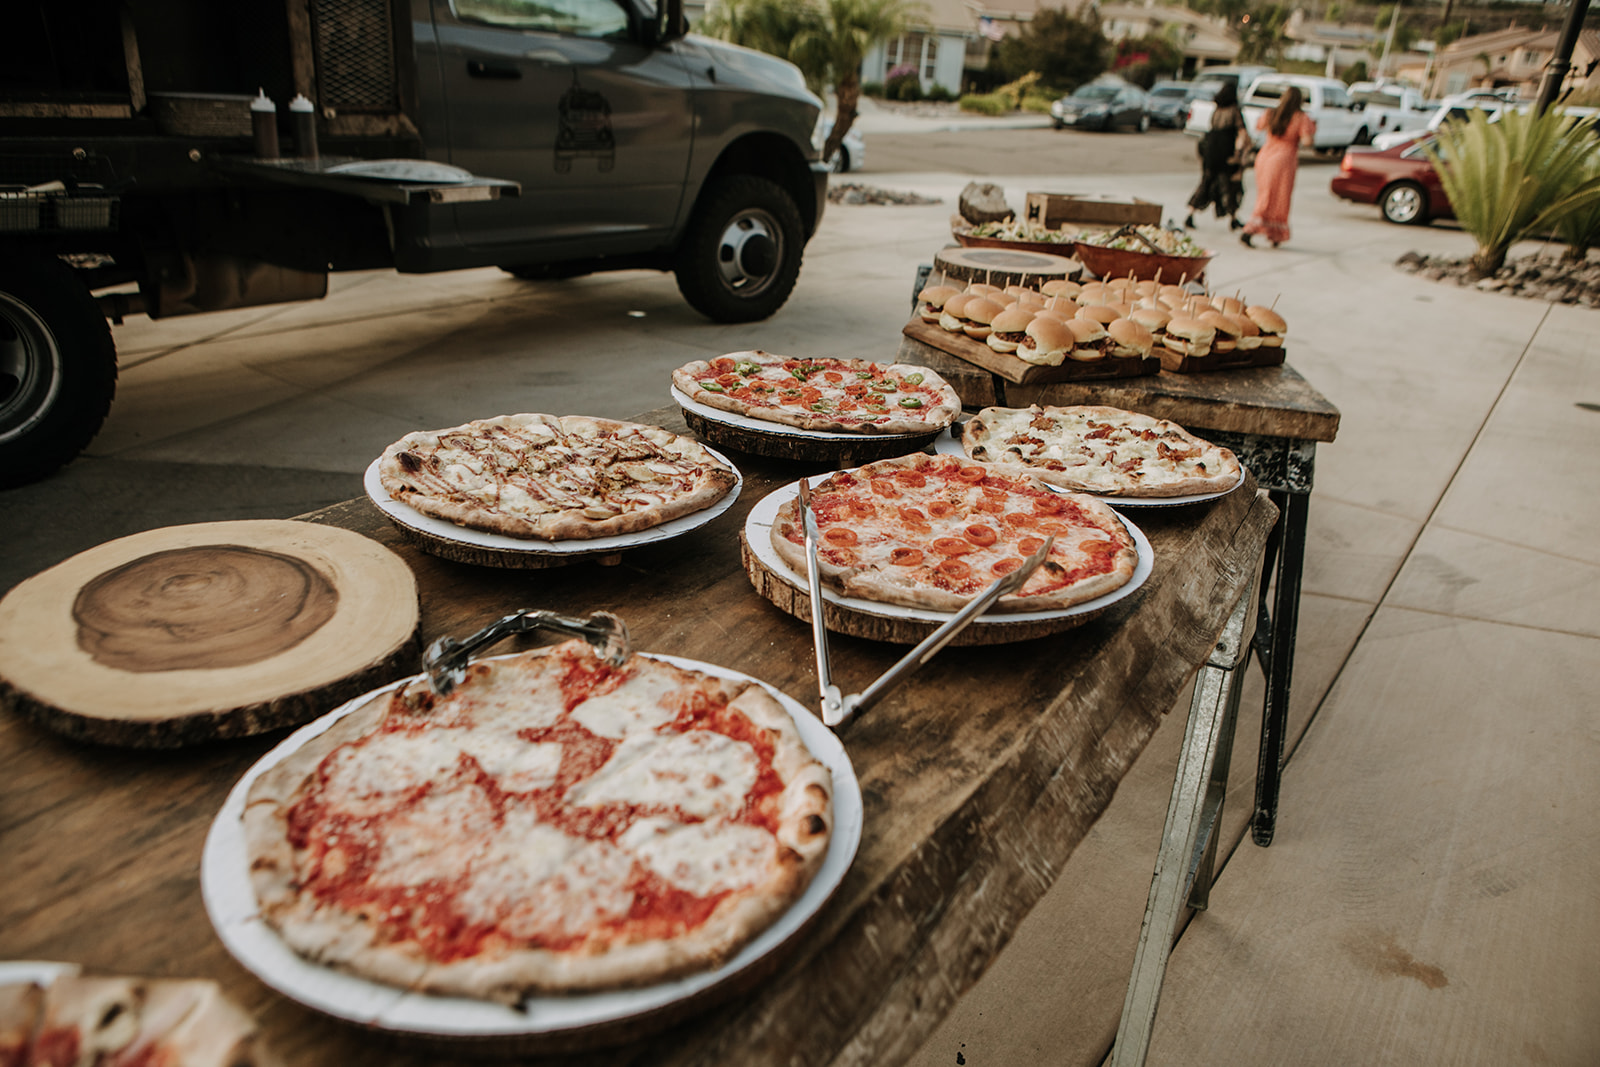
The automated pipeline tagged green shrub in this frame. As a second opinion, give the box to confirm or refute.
[891,76,924,101]
[1556,152,1600,262]
[1426,108,1600,277]
[861,81,885,97]
[926,83,953,102]
[959,93,1012,116]
[1021,89,1056,113]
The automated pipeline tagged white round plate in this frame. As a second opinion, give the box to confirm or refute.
[745,477,1153,627]
[934,429,1245,507]
[363,447,742,556]
[201,656,862,1039]
[671,385,951,442]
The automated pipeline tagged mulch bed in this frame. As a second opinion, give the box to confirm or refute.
[1396,249,1600,307]
[827,183,942,206]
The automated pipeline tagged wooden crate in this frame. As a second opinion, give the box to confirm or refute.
[1024,193,1162,231]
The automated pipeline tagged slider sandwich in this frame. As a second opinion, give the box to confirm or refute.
[1065,317,1110,362]
[1076,304,1120,327]
[939,292,977,333]
[1107,317,1155,359]
[1227,313,1262,350]
[1040,279,1082,300]
[1016,315,1074,366]
[1198,311,1241,354]
[1246,306,1287,347]
[987,305,1035,354]
[962,297,1005,341]
[1161,314,1215,360]
[917,285,960,324]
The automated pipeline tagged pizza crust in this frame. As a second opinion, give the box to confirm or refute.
[673,352,961,435]
[377,414,738,541]
[242,645,832,1003]
[770,453,1139,614]
[962,405,1241,498]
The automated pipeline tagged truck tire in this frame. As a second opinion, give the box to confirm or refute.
[674,175,804,323]
[0,258,117,488]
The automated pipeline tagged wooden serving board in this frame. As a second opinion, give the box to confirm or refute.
[903,316,1160,386]
[0,520,420,747]
[932,246,1082,289]
[681,408,939,468]
[1159,343,1288,374]
[382,516,626,570]
[740,534,1113,646]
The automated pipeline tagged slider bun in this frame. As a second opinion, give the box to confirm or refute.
[1040,279,1081,298]
[1017,290,1046,308]
[1130,306,1171,332]
[1216,296,1245,316]
[1076,283,1113,305]
[1077,304,1120,325]
[1246,306,1287,335]
[1065,317,1107,343]
[939,291,976,331]
[918,284,959,307]
[1033,307,1076,324]
[1158,284,1189,305]
[1165,315,1215,343]
[963,297,1005,338]
[1199,311,1241,338]
[990,305,1036,333]
[966,282,1002,296]
[1107,317,1154,357]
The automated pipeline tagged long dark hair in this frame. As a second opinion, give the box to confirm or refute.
[1268,86,1303,138]
[1213,82,1238,109]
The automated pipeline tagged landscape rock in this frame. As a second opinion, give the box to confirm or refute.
[827,183,942,206]
[959,182,1012,225]
[1399,249,1600,304]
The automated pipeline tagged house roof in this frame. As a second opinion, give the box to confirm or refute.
[1436,26,1550,60]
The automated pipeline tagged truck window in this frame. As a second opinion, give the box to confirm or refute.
[1324,85,1352,109]
[453,0,629,38]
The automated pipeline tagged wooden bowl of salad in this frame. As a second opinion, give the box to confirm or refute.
[1073,226,1212,283]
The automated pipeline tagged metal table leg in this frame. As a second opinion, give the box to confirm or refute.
[1251,488,1309,847]
[1110,577,1254,1067]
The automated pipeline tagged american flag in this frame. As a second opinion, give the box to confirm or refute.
[978,17,1006,41]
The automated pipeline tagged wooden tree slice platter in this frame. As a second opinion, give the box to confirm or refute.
[0,520,420,747]
[903,316,1160,386]
[932,246,1082,289]
[680,408,939,467]
[1159,343,1288,374]
[381,516,625,570]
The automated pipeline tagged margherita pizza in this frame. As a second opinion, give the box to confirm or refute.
[243,641,833,1003]
[377,414,737,541]
[770,453,1139,613]
[0,973,258,1067]
[962,405,1242,498]
[673,351,960,435]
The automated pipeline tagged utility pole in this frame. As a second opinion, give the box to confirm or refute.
[1377,0,1399,78]
[1534,0,1591,114]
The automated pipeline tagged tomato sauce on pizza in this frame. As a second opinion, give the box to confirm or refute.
[771,454,1139,613]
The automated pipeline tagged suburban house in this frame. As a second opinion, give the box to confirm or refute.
[1281,10,1379,73]
[1426,25,1600,99]
[1097,2,1242,76]
[860,0,982,97]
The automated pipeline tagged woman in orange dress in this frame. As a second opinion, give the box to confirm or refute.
[1240,87,1316,248]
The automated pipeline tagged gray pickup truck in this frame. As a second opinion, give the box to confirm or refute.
[0,0,829,485]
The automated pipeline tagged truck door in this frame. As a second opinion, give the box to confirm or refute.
[430,0,695,258]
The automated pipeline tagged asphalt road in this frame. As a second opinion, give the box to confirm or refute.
[863,126,1202,176]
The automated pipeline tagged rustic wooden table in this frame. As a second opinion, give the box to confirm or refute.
[0,408,1277,1067]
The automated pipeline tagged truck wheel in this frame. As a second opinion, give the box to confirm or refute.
[674,175,803,323]
[1353,126,1372,146]
[0,258,117,487]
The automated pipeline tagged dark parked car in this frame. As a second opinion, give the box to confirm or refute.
[1050,83,1150,132]
[1331,136,1453,225]
[1144,81,1195,129]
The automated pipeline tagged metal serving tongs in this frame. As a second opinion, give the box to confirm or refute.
[796,478,1054,729]
[423,610,631,695]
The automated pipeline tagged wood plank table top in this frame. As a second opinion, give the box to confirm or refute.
[898,333,1341,443]
[0,408,1278,1067]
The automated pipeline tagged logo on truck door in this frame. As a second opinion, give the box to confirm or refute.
[555,72,615,173]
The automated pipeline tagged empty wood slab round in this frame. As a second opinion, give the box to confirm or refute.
[0,520,421,747]
[681,408,940,467]
[933,246,1082,289]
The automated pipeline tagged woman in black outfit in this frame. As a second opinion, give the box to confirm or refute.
[1184,82,1249,231]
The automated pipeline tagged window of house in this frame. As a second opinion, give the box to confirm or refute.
[922,36,938,81]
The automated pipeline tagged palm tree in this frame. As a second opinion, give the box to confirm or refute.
[790,0,925,165]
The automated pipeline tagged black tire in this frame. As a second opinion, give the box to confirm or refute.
[500,263,591,281]
[0,257,117,488]
[673,175,804,324]
[1380,182,1430,226]
[1353,126,1372,146]
[830,148,851,174]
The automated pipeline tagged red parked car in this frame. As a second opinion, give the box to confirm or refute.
[1330,136,1454,225]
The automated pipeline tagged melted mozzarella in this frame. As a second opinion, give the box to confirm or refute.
[454,731,563,792]
[620,817,777,897]
[566,730,758,819]
[371,786,497,888]
[570,669,683,739]
[321,732,463,816]
[457,812,636,939]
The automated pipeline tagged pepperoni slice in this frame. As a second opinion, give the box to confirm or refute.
[1032,495,1066,514]
[976,498,1006,514]
[1017,536,1045,555]
[1083,539,1121,557]
[823,528,858,546]
[964,524,998,546]
[710,357,736,374]
[894,470,927,487]
[991,558,1023,576]
[780,393,805,406]
[889,547,923,566]
[871,479,901,498]
[716,372,740,386]
[937,559,971,579]
[928,500,958,519]
[823,371,844,383]
[930,537,973,556]
[956,466,989,484]
[838,399,858,411]
[1036,520,1070,535]
[800,387,823,403]
[1000,512,1033,529]
[850,501,877,518]
[823,547,857,565]
[897,506,929,528]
